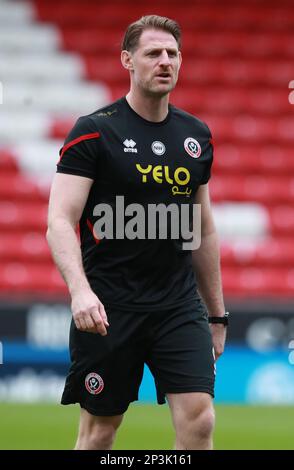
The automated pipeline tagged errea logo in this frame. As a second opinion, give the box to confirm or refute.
[123,139,137,153]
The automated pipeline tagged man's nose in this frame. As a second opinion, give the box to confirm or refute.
[159,50,171,66]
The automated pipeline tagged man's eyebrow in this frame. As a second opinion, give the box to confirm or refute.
[144,47,178,54]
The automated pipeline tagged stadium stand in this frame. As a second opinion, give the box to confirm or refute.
[0,0,293,299]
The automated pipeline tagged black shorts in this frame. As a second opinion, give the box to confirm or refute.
[61,298,215,416]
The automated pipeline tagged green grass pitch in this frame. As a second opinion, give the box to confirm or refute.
[0,403,293,450]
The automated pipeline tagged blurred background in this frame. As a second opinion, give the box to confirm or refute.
[0,0,294,449]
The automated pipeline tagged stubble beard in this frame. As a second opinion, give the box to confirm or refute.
[141,76,177,98]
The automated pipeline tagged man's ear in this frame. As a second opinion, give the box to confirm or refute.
[178,51,182,70]
[121,50,134,71]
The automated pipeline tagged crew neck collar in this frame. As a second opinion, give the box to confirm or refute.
[123,96,172,127]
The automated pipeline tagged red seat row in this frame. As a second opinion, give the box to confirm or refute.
[210,175,294,204]
[0,175,48,202]
[0,233,51,262]
[0,150,20,175]
[222,267,294,298]
[0,201,48,232]
[35,1,294,32]
[201,115,293,144]
[0,262,67,296]
[61,29,294,58]
[213,145,294,175]
[268,206,294,236]
[221,238,294,267]
[0,262,293,298]
[171,88,292,115]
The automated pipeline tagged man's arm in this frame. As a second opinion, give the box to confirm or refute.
[46,173,108,335]
[192,183,226,359]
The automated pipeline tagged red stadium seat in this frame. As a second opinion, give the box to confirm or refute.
[0,262,67,295]
[0,233,51,262]
[0,201,48,233]
[0,175,48,202]
[210,175,294,204]
[222,267,294,298]
[201,115,294,144]
[171,88,291,115]
[221,238,294,267]
[50,117,75,139]
[34,1,294,33]
[213,145,294,175]
[60,27,294,59]
[269,206,294,236]
[0,150,20,175]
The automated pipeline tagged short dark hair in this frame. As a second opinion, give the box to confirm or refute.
[121,15,181,52]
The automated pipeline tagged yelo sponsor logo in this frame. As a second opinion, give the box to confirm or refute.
[136,164,190,186]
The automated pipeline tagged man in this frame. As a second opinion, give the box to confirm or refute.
[47,15,227,450]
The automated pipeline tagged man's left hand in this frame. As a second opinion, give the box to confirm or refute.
[209,323,227,360]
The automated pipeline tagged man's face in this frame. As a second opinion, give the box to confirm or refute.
[126,28,182,97]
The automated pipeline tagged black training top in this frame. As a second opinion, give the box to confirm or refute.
[57,97,213,311]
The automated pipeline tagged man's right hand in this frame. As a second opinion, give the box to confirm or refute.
[71,288,109,335]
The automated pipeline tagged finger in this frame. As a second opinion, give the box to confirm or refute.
[215,348,223,361]
[96,320,107,336]
[90,309,107,336]
[216,351,223,359]
[74,317,82,330]
[99,303,109,327]
[87,326,99,334]
[83,313,96,331]
[77,315,87,331]
[89,307,103,328]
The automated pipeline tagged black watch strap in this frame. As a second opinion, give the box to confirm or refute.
[208,312,229,326]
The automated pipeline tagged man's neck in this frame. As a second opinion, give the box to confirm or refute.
[126,90,169,123]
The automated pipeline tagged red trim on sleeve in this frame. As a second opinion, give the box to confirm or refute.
[87,219,101,245]
[59,132,100,160]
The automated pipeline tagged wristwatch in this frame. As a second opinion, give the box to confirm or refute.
[208,312,229,326]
